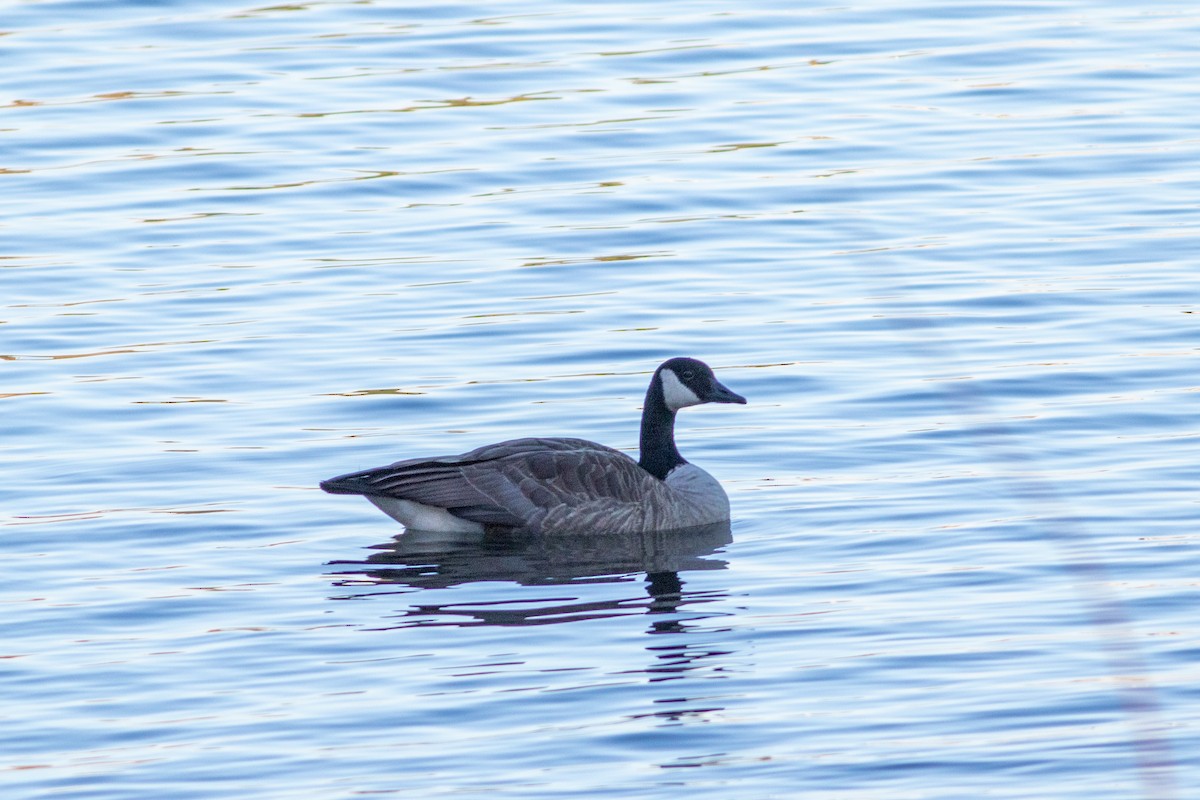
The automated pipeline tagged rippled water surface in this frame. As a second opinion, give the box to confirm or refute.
[3,1,1198,798]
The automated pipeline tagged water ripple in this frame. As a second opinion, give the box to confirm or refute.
[3,1,1197,798]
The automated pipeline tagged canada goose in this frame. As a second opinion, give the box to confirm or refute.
[320,357,746,534]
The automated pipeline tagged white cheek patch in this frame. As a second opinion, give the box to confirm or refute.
[660,368,702,411]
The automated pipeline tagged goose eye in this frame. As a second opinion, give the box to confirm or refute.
[682,370,695,380]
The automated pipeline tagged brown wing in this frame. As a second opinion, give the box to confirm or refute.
[320,437,665,531]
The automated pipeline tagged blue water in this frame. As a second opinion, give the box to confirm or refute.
[3,1,1197,798]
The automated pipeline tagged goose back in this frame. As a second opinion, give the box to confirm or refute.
[320,436,729,534]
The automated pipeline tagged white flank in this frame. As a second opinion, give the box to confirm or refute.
[660,368,702,411]
[367,496,485,534]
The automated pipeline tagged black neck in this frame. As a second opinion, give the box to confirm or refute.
[638,373,686,480]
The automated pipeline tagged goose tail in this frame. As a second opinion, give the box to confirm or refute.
[319,470,378,496]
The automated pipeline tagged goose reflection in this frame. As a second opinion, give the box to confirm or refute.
[326,522,732,628]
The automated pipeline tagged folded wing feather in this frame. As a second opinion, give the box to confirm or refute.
[321,437,670,532]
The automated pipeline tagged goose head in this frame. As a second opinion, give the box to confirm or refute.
[655,357,747,412]
[638,357,746,480]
